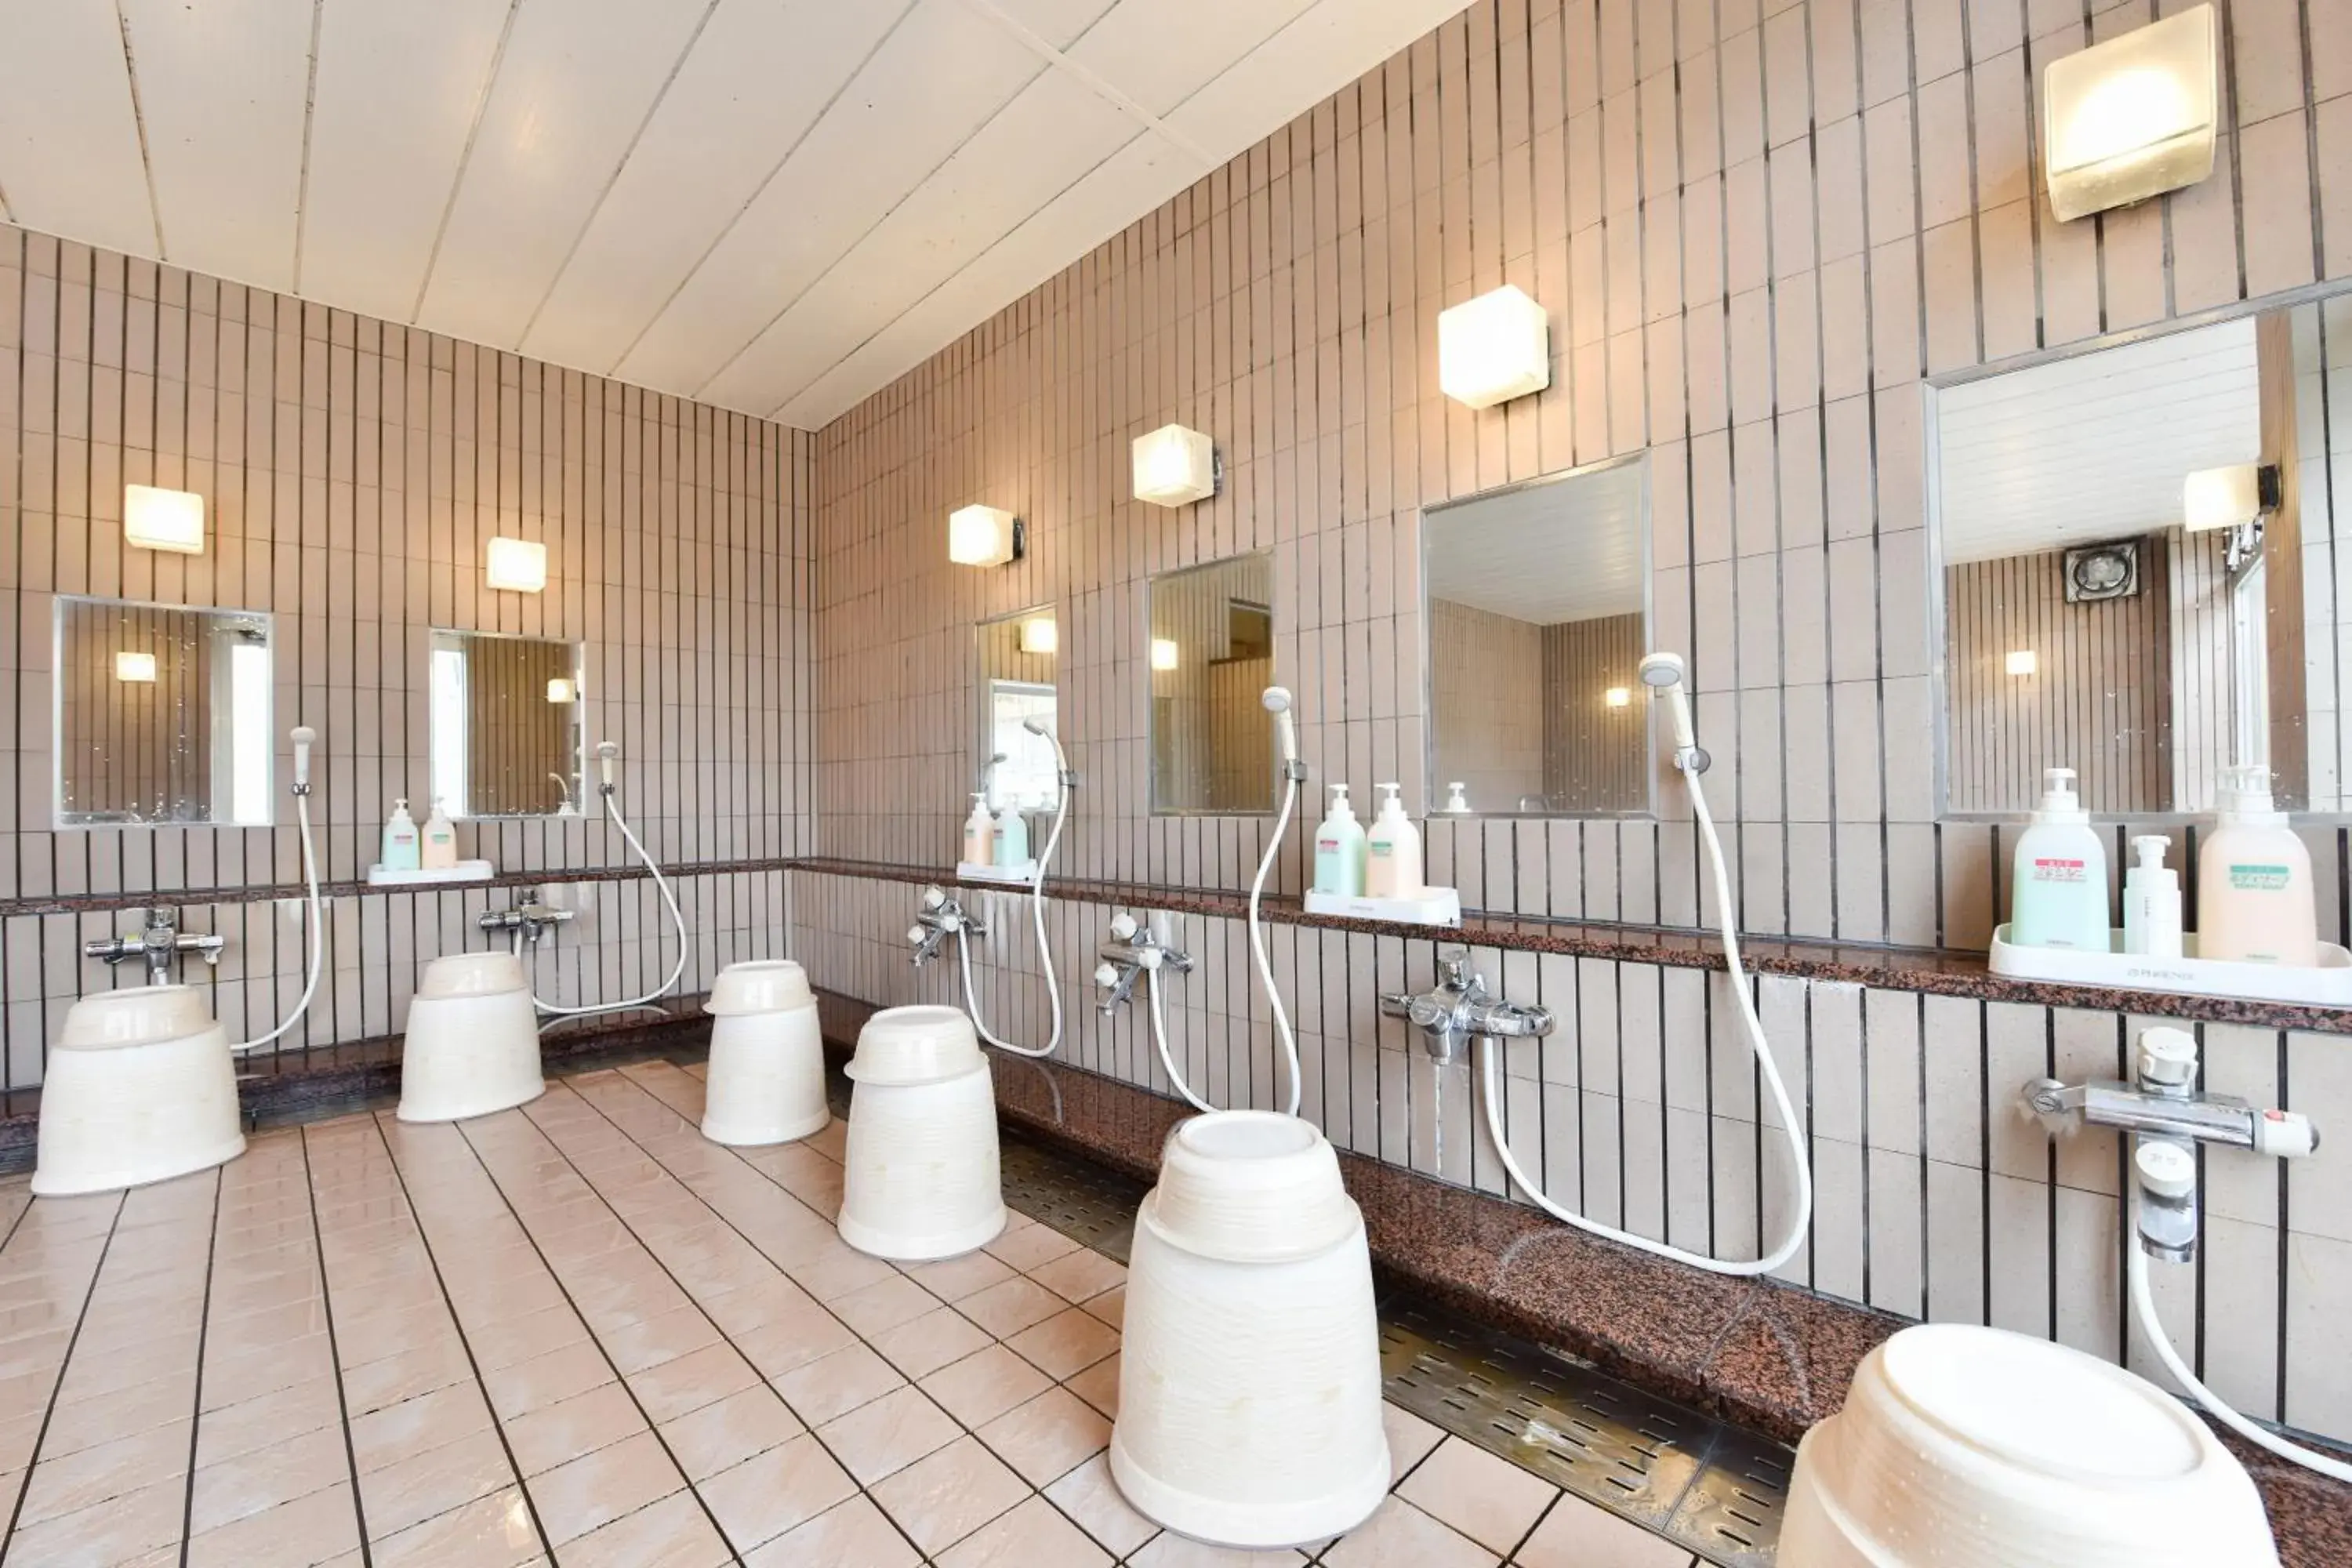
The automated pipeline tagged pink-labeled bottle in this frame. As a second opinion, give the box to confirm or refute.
[2197,766,2318,966]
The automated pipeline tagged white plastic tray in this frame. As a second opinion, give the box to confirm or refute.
[956,859,1038,884]
[1988,924,2352,1006]
[366,859,495,887]
[1302,887,1463,927]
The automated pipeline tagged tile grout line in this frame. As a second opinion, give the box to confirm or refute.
[345,1114,558,1563]
[0,1192,127,1565]
[298,1127,382,1566]
[172,1166,225,1568]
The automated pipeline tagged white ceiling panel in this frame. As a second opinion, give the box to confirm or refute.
[0,5,154,257]
[706,69,1144,416]
[519,0,909,375]
[0,0,1477,426]
[297,0,515,322]
[416,0,716,350]
[619,0,1044,396]
[118,0,314,292]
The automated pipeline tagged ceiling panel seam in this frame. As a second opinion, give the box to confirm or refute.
[509,0,728,353]
[289,0,325,294]
[597,0,925,380]
[408,0,528,325]
[952,0,1217,169]
[111,0,169,259]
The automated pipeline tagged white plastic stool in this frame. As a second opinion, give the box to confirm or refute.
[837,1005,1004,1261]
[33,986,245,1196]
[397,952,544,1123]
[700,960,827,1146]
[1110,1111,1389,1548]
[1782,1323,2278,1566]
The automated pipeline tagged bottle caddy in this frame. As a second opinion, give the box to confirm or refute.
[1301,782,1461,927]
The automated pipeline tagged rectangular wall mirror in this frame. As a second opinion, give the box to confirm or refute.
[55,597,274,826]
[428,630,586,818]
[1422,454,1652,817]
[1931,291,2350,817]
[1149,553,1275,814]
[976,607,1059,809]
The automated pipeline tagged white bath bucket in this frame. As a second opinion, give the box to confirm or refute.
[397,952,545,1123]
[1109,1111,1389,1548]
[700,960,828,1146]
[1781,1323,2279,1567]
[836,1006,1004,1261]
[33,986,245,1196]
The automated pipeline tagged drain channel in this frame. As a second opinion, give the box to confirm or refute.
[993,1127,1789,1566]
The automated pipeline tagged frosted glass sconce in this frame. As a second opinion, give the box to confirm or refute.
[1438,285,1551,408]
[1604,687,1631,708]
[2044,5,2217,222]
[1150,638,1180,672]
[949,505,1023,568]
[1132,424,1218,507]
[114,652,158,683]
[2006,650,2038,677]
[1018,618,1057,655]
[2182,463,2278,532]
[485,536,547,593]
[546,678,576,704]
[123,485,205,554]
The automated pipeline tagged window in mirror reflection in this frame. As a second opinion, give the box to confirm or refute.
[427,630,585,818]
[1424,455,1651,817]
[976,608,1058,811]
[56,597,274,826]
[1149,554,1275,813]
[1933,296,2350,816]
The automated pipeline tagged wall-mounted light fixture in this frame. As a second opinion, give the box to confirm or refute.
[123,484,205,554]
[546,678,577,704]
[2044,5,2217,222]
[2183,462,2280,533]
[485,536,548,593]
[114,651,158,683]
[2005,650,2038,677]
[1438,285,1551,409]
[949,505,1022,568]
[1604,686,1631,708]
[1132,424,1218,507]
[1018,618,1057,655]
[1150,637,1180,672]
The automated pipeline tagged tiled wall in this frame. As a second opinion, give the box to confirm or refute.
[811,0,2352,952]
[791,865,2352,1446]
[0,221,811,1086]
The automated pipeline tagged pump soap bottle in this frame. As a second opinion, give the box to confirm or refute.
[1313,784,1367,897]
[2198,766,2318,966]
[382,799,421,872]
[1365,783,1423,898]
[962,794,996,868]
[2009,768,2110,952]
[2122,835,2183,959]
[421,800,459,871]
[994,800,1030,868]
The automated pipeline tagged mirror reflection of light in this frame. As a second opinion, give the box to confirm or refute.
[1018,618,1057,655]
[1604,686,1631,707]
[546,677,576,704]
[1151,637,1180,671]
[228,641,270,824]
[2006,650,2038,677]
[113,651,158,683]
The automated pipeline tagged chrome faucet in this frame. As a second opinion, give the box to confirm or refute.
[1092,913,1192,1013]
[477,890,575,949]
[2024,1026,2318,1263]
[85,907,224,986]
[907,886,982,968]
[1379,947,1553,1064]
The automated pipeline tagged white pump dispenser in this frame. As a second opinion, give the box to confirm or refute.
[1439,782,1470,814]
[2122,834,2183,958]
[2198,766,2318,966]
[1312,784,1366,896]
[1364,782,1422,898]
[2009,768,2110,952]
[382,798,421,871]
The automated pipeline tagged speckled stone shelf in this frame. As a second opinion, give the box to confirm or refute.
[0,856,794,918]
[790,856,2352,1033]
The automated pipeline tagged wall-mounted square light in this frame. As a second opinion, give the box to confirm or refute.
[1132,424,1218,507]
[123,484,205,554]
[949,505,1022,568]
[2044,5,2217,222]
[2183,462,2278,532]
[485,535,547,593]
[1438,285,1551,409]
[114,651,158,683]
[1150,637,1180,672]
[546,677,576,704]
[1603,687,1631,708]
[2005,650,2038,677]
[1018,618,1057,655]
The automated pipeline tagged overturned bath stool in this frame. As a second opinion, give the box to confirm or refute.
[836,1005,1005,1261]
[397,952,545,1123]
[34,986,245,1196]
[699,959,827,1146]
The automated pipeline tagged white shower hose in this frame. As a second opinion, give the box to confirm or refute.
[533,789,689,1022]
[2128,1229,2352,1482]
[233,789,323,1054]
[956,735,1073,1058]
[1479,750,1813,1276]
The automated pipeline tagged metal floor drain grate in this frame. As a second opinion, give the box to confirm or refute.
[994,1127,1789,1565]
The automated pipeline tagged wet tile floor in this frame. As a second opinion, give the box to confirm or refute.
[0,1058,1704,1566]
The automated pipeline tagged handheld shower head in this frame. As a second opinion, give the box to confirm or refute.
[1020,717,1050,735]
[596,740,620,793]
[289,725,317,793]
[1638,652,1700,760]
[1638,652,1686,688]
[1261,686,1299,767]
